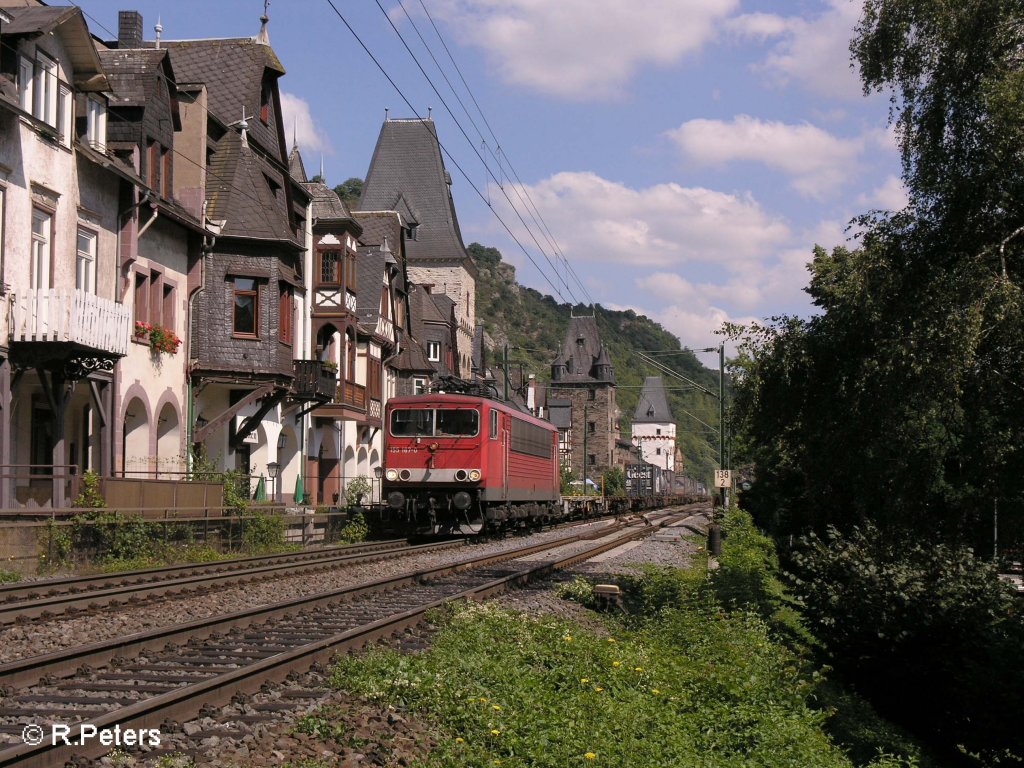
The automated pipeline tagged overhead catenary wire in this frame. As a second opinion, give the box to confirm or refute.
[359,0,580,306]
[410,0,593,306]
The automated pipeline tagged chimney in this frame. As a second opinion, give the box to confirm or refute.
[119,11,143,49]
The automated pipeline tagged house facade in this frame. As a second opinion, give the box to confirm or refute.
[0,6,130,507]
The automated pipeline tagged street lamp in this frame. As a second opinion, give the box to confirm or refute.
[267,461,280,503]
[373,466,383,504]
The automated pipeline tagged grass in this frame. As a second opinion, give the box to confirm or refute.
[320,506,931,768]
[0,569,21,583]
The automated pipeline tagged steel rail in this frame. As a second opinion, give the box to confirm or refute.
[0,539,411,603]
[0,518,666,767]
[0,539,467,625]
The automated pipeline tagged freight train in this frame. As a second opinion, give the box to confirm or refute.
[371,388,705,536]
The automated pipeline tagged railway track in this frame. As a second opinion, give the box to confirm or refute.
[0,515,675,767]
[0,539,466,625]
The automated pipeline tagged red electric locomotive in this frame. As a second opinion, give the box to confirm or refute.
[380,392,560,535]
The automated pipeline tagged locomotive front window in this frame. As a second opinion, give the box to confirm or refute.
[390,408,434,436]
[435,408,479,436]
[389,408,479,437]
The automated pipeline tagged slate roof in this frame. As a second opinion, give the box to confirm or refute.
[633,377,674,423]
[288,144,308,183]
[552,315,614,384]
[358,118,475,275]
[390,337,434,376]
[160,37,284,160]
[98,49,171,107]
[548,398,572,429]
[353,210,404,327]
[205,129,297,243]
[304,180,351,220]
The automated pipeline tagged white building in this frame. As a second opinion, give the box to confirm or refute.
[631,376,676,475]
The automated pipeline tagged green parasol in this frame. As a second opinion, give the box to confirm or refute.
[253,474,267,502]
[294,471,305,505]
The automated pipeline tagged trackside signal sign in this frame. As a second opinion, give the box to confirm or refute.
[714,470,732,488]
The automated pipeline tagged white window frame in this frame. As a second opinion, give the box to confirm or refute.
[86,97,107,151]
[18,57,33,113]
[412,377,427,395]
[32,52,57,127]
[426,341,440,362]
[31,208,52,290]
[76,227,97,293]
[18,52,61,129]
[58,83,72,146]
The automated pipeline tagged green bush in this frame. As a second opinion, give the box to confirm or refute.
[0,569,21,583]
[240,510,286,553]
[788,523,1024,762]
[345,476,371,507]
[602,466,625,496]
[335,510,368,544]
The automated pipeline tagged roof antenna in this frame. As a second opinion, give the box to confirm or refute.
[154,16,162,49]
[427,107,432,118]
[257,0,270,44]
[319,154,324,181]
[385,107,390,121]
[231,108,250,147]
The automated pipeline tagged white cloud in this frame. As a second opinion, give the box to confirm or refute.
[280,92,333,157]
[424,0,738,100]
[494,171,791,270]
[665,115,866,198]
[728,0,864,99]
[858,175,908,212]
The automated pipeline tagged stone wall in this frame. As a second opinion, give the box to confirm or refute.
[548,383,618,480]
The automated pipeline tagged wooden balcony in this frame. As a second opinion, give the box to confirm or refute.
[9,289,131,357]
[313,379,367,418]
[337,380,366,409]
[292,360,337,401]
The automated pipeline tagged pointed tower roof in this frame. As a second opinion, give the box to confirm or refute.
[288,143,307,183]
[358,117,476,277]
[633,377,673,423]
[552,314,613,384]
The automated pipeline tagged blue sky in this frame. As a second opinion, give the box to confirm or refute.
[80,0,904,366]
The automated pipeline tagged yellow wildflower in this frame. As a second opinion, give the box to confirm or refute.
[491,729,501,736]
[564,634,573,642]
[594,686,604,692]
[479,697,488,702]
[607,638,616,643]
[634,667,643,672]
[612,661,621,667]
[492,704,502,711]
[580,678,590,684]
[585,753,597,760]
[455,737,464,744]
[651,688,660,694]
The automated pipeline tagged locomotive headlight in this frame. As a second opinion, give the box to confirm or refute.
[385,469,399,481]
[468,469,482,481]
